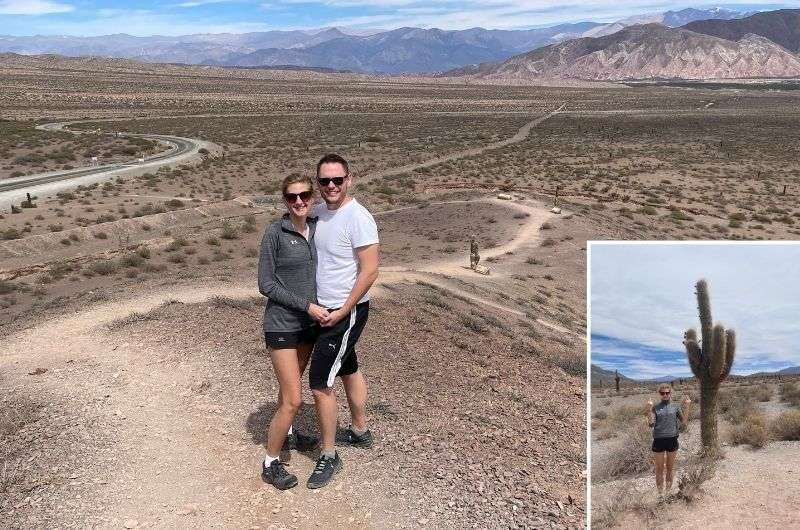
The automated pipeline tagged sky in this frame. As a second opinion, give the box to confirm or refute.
[590,243,800,380]
[0,1,797,36]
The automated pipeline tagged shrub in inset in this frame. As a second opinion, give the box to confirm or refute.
[771,409,800,441]
[729,412,768,448]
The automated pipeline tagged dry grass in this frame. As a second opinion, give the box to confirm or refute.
[591,483,653,529]
[595,421,652,481]
[771,409,800,441]
[728,411,769,448]
[780,381,800,407]
[676,456,716,503]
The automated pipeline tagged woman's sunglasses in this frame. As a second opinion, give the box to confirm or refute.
[660,391,671,396]
[284,190,313,202]
[317,176,346,187]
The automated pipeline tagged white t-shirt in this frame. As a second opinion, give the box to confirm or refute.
[313,199,379,308]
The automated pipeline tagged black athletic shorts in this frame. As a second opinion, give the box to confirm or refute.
[309,301,369,390]
[264,326,319,349]
[652,436,679,453]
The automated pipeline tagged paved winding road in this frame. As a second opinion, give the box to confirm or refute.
[0,121,216,209]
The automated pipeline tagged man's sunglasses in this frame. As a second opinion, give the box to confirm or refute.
[660,391,671,395]
[283,190,313,202]
[317,176,346,187]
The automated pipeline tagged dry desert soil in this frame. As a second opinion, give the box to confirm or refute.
[3,54,800,529]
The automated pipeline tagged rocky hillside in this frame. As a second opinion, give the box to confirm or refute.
[684,8,800,53]
[447,24,800,81]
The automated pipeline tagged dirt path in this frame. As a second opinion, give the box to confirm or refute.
[2,116,574,527]
[2,200,566,528]
[365,105,564,181]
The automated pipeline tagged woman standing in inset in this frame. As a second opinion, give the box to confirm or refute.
[647,383,691,497]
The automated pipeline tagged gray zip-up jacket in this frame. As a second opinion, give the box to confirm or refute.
[258,215,318,332]
[652,401,683,439]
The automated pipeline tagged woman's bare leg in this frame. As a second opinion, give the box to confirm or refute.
[266,348,303,458]
[665,450,678,492]
[653,452,666,494]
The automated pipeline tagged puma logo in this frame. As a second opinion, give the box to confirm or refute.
[328,343,336,348]
[290,240,298,245]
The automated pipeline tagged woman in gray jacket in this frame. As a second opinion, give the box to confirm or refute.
[258,173,329,490]
[646,383,691,497]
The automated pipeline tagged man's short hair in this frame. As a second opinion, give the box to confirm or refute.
[316,153,349,177]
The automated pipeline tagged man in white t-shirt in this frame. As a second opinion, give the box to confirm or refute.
[305,153,379,489]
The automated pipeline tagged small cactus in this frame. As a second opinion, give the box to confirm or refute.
[683,279,736,454]
[614,370,620,393]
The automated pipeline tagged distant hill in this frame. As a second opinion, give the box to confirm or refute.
[445,23,800,81]
[0,24,602,74]
[591,365,635,385]
[684,9,800,52]
[749,366,800,377]
[0,7,756,75]
[582,7,751,38]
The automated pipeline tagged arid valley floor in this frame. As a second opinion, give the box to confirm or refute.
[2,53,800,529]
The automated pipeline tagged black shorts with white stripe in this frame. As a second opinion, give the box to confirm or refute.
[309,301,369,390]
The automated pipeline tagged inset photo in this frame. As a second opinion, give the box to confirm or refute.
[588,242,800,529]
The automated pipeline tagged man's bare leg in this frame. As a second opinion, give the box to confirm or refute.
[341,370,368,432]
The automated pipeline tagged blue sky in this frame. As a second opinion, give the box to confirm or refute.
[0,1,796,36]
[590,243,800,380]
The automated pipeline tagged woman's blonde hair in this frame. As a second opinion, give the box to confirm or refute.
[281,173,313,195]
[658,383,672,393]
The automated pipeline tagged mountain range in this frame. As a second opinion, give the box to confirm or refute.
[449,9,800,81]
[591,364,800,383]
[0,7,758,74]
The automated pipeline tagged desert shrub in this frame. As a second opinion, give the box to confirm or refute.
[1,228,22,240]
[612,404,644,426]
[780,382,800,407]
[548,350,585,376]
[718,389,757,424]
[591,483,651,529]
[677,457,716,502]
[166,237,189,251]
[461,316,487,334]
[94,231,108,239]
[751,385,772,402]
[220,222,238,240]
[118,253,145,268]
[596,422,652,480]
[771,410,800,441]
[541,237,556,247]
[593,410,608,420]
[136,246,151,259]
[422,293,449,309]
[90,261,117,275]
[729,412,768,448]
[165,199,184,208]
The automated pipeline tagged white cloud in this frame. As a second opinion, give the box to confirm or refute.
[178,0,240,7]
[590,243,800,376]
[0,0,73,15]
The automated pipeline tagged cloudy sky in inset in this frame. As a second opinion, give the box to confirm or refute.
[0,1,795,36]
[590,243,800,380]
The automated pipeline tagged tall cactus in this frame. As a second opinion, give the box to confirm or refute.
[683,279,736,454]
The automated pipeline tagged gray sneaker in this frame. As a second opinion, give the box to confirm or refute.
[335,426,374,448]
[306,452,342,489]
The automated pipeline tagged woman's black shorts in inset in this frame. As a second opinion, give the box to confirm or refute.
[652,436,679,453]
